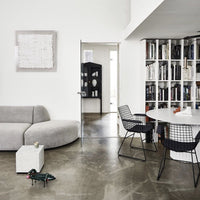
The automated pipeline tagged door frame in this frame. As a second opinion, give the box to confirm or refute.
[80,41,120,143]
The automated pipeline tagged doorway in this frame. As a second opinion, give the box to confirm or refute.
[80,42,119,139]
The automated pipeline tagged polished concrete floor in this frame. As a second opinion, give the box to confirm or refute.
[0,114,200,200]
[82,113,118,137]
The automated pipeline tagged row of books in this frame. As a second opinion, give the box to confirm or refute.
[146,42,156,59]
[183,85,192,100]
[159,63,168,80]
[197,44,200,59]
[171,44,181,59]
[171,64,181,80]
[196,85,200,100]
[158,103,168,109]
[171,84,181,101]
[146,42,200,60]
[159,44,169,60]
[184,44,194,59]
[146,62,156,80]
[158,87,168,101]
[146,85,156,101]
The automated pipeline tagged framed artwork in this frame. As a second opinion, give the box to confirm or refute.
[15,30,57,72]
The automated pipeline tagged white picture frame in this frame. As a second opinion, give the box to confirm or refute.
[16,30,57,72]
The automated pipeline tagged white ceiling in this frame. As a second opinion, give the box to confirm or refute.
[128,0,200,39]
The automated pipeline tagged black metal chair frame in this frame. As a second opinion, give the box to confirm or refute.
[118,105,157,161]
[157,123,200,187]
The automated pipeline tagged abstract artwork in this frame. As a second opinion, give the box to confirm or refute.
[16,31,57,72]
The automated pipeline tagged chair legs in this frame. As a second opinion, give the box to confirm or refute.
[157,148,200,187]
[118,131,157,162]
[130,131,157,153]
[118,131,129,156]
[191,150,200,187]
[157,147,167,180]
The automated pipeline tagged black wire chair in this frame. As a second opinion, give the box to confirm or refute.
[157,123,200,187]
[118,105,157,161]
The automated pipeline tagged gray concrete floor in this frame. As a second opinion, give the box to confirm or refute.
[0,113,200,200]
[82,113,118,138]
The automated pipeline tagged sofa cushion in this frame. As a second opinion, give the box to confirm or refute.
[24,120,79,149]
[0,123,31,150]
[0,106,33,123]
[33,105,50,123]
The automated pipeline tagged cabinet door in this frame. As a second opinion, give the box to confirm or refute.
[89,66,102,98]
[81,64,89,97]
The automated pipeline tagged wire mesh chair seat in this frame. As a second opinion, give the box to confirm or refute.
[164,139,197,152]
[118,105,157,161]
[130,124,153,133]
[157,123,200,187]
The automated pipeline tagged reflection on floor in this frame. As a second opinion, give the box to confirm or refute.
[1,138,200,200]
[82,113,118,138]
[0,113,200,199]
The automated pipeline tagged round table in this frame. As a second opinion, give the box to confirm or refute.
[146,108,200,162]
[147,108,200,125]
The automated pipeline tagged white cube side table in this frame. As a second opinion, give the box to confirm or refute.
[16,145,44,173]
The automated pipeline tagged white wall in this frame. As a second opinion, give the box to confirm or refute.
[119,39,145,135]
[82,44,117,113]
[119,39,145,113]
[123,0,164,39]
[0,0,129,121]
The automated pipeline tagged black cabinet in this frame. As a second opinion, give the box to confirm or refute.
[81,62,102,113]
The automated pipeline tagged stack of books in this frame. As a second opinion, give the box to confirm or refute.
[171,84,181,101]
[159,43,169,59]
[146,62,156,80]
[146,42,156,59]
[171,44,181,59]
[158,87,168,101]
[171,64,181,80]
[183,85,192,100]
[196,82,200,100]
[159,62,168,80]
[146,85,156,101]
[184,44,194,59]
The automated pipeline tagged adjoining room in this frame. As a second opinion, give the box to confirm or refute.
[81,42,119,138]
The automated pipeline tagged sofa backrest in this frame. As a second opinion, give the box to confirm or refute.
[0,105,50,124]
[0,106,33,123]
[33,105,50,123]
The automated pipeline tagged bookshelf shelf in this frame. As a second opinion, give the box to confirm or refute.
[158,59,169,61]
[171,59,182,62]
[144,38,200,112]
[146,59,156,62]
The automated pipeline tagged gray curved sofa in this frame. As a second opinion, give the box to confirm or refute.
[0,106,80,150]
